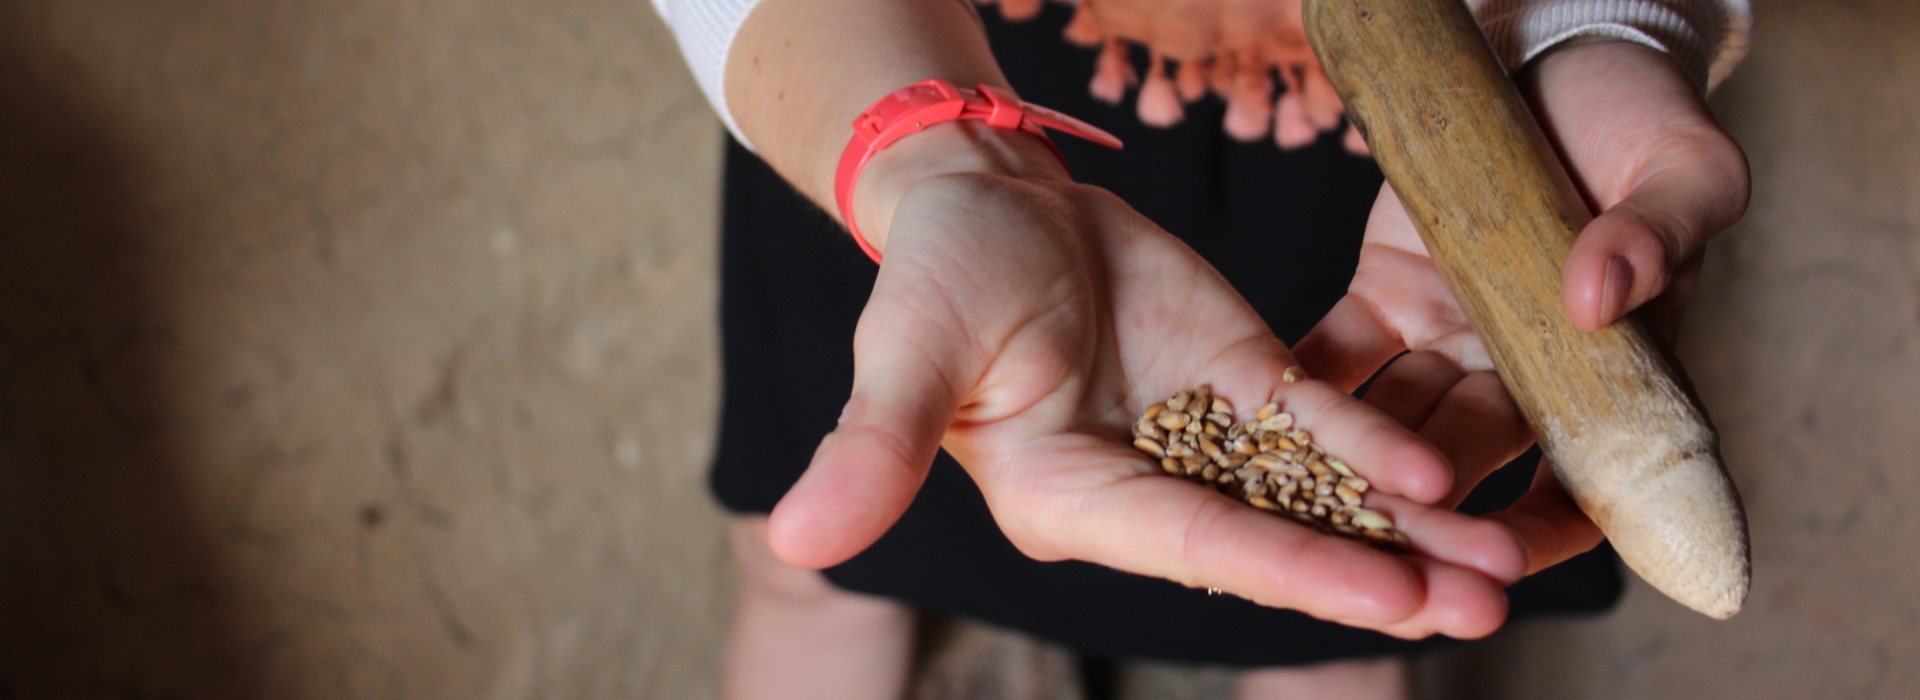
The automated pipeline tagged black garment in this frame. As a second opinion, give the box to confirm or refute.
[709,5,1621,667]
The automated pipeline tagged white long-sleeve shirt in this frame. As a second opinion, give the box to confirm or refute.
[649,0,1752,150]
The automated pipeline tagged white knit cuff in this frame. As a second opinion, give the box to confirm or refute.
[1471,0,1753,92]
[650,0,762,149]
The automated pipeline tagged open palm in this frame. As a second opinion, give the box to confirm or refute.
[769,170,1527,639]
[1291,41,1750,574]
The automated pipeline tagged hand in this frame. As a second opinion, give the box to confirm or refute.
[976,0,1365,152]
[1291,40,1751,574]
[770,121,1527,639]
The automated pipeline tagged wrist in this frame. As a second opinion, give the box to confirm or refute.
[1518,36,1679,94]
[1515,36,1709,143]
[849,119,1071,257]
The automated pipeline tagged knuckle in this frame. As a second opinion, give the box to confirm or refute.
[1646,127,1751,224]
[1626,205,1689,259]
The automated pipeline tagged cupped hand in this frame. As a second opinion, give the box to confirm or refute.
[1291,40,1750,573]
[977,0,1363,151]
[768,123,1526,640]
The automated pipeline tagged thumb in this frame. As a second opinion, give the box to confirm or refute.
[1562,131,1749,332]
[766,303,969,569]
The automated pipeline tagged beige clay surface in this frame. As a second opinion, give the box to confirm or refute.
[0,1,1914,698]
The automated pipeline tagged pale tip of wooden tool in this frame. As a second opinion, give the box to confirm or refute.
[1557,436,1751,620]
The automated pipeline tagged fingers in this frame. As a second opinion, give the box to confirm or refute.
[1171,336,1449,502]
[1291,295,1405,393]
[1273,379,1451,504]
[767,305,969,570]
[1084,475,1427,625]
[1346,556,1511,640]
[1362,491,1527,584]
[1484,464,1606,576]
[1347,354,1534,510]
[1561,135,1748,330]
[1024,462,1509,638]
[1527,42,1751,331]
[1413,371,1535,508]
[1358,351,1463,429]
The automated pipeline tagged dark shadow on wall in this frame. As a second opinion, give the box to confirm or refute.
[0,16,256,700]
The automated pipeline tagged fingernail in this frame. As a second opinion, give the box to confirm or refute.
[1599,257,1632,325]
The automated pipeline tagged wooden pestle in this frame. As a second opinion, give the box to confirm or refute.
[1301,0,1750,618]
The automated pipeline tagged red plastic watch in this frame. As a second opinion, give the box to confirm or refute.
[833,79,1124,263]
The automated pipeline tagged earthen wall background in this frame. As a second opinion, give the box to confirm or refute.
[0,1,1912,698]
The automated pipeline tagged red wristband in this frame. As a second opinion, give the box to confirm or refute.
[833,79,1123,263]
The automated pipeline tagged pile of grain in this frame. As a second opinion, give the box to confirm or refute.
[1130,383,1407,549]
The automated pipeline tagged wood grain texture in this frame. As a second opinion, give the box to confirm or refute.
[1302,0,1749,618]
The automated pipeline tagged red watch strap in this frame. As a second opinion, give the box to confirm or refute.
[834,79,1123,263]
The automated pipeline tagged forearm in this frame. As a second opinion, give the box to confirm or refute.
[1473,0,1752,91]
[724,0,986,196]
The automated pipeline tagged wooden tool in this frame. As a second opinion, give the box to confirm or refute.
[1302,0,1750,618]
